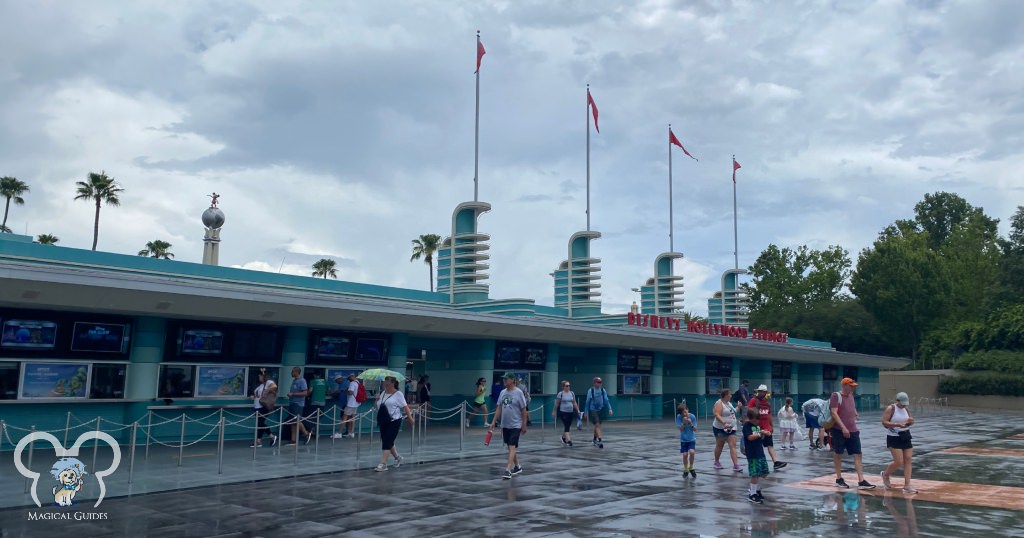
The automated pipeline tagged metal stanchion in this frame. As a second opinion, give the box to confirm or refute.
[253,410,260,460]
[129,422,138,485]
[410,409,416,456]
[355,413,362,460]
[293,411,299,465]
[277,407,284,447]
[630,397,634,422]
[314,410,321,454]
[0,420,6,451]
[178,413,186,467]
[92,417,102,471]
[459,402,465,452]
[217,414,226,475]
[540,403,545,442]
[25,426,36,493]
[145,411,153,461]
[63,411,71,447]
[332,406,339,446]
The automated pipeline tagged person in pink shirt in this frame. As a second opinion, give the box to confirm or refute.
[829,378,876,490]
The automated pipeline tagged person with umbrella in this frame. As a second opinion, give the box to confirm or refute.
[374,375,414,472]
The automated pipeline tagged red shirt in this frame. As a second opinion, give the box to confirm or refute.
[749,396,773,433]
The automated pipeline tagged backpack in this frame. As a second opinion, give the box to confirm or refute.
[355,382,367,404]
[821,392,842,430]
[588,387,608,411]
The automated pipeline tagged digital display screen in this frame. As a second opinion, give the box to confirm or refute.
[636,355,653,373]
[706,357,733,377]
[181,329,224,355]
[1,320,58,349]
[618,354,638,371]
[317,336,351,359]
[354,338,387,364]
[771,361,792,379]
[20,362,90,398]
[523,347,546,367]
[495,346,521,368]
[71,322,129,353]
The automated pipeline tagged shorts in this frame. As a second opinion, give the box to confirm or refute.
[472,401,485,410]
[712,427,736,439]
[747,457,770,478]
[805,413,820,429]
[502,427,521,448]
[831,429,862,455]
[679,441,695,453]
[588,409,608,425]
[344,405,359,415]
[761,433,774,448]
[886,431,913,450]
[287,402,304,419]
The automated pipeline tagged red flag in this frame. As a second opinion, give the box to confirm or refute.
[475,39,486,73]
[669,129,698,161]
[588,90,600,133]
[733,158,741,183]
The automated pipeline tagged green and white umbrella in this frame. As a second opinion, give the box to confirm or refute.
[356,368,405,383]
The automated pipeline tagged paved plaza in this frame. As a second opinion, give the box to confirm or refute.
[1,407,1023,537]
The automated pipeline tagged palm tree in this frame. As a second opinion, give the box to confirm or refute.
[312,258,338,279]
[36,234,59,245]
[138,239,174,259]
[1,176,30,233]
[74,171,124,251]
[410,233,442,292]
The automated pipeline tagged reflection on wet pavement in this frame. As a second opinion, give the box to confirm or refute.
[1,409,1024,537]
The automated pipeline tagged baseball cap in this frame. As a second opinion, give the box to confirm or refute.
[334,375,344,381]
[756,384,768,392]
[593,377,603,384]
[502,371,516,379]
[841,377,858,387]
[895,392,909,405]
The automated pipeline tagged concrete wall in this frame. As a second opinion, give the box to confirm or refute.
[879,369,954,403]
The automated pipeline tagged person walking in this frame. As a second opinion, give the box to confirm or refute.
[734,379,751,409]
[584,377,613,448]
[712,388,741,472]
[374,376,415,472]
[778,397,799,450]
[339,373,361,438]
[552,380,580,446]
[489,372,528,479]
[417,375,432,419]
[802,396,828,450]
[284,367,312,446]
[749,384,787,470]
[743,407,770,504]
[467,377,490,428]
[880,392,918,494]
[830,378,876,490]
[676,401,697,478]
[250,368,277,448]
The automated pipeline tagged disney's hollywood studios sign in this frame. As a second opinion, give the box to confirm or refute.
[625,312,789,344]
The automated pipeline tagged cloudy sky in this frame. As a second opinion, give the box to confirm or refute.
[1,0,1022,316]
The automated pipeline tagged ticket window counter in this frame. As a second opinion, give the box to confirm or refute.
[822,364,840,397]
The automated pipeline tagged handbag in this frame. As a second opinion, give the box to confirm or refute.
[259,382,278,411]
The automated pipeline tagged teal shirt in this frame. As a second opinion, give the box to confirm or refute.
[310,378,327,405]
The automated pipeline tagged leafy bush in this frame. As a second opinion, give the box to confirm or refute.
[939,372,1024,397]
[953,350,1024,375]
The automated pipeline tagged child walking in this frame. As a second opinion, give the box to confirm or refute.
[676,402,697,478]
[778,397,799,450]
[743,407,770,504]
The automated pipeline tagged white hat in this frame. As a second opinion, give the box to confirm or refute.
[756,384,768,392]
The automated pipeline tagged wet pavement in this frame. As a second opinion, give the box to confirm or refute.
[2,407,1024,537]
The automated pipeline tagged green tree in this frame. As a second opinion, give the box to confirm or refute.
[138,240,174,259]
[995,206,1024,307]
[744,243,851,317]
[912,191,996,251]
[35,234,59,245]
[312,258,338,279]
[410,233,443,292]
[1,176,30,233]
[851,230,950,365]
[74,171,124,251]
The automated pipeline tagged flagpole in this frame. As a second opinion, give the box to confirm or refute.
[668,125,674,253]
[474,31,481,202]
[732,155,739,269]
[586,84,591,232]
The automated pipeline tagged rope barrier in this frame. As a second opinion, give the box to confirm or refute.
[146,423,220,449]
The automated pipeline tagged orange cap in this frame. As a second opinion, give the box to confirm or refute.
[840,377,858,387]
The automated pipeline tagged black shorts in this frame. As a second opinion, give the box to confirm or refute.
[502,427,521,448]
[886,431,913,450]
[831,429,862,455]
[762,433,774,448]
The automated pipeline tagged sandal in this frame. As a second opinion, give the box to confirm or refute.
[901,487,919,494]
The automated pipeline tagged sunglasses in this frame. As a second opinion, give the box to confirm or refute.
[563,384,570,387]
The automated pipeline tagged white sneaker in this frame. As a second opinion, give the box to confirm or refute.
[393,455,403,468]
[374,464,388,472]
[331,433,344,439]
